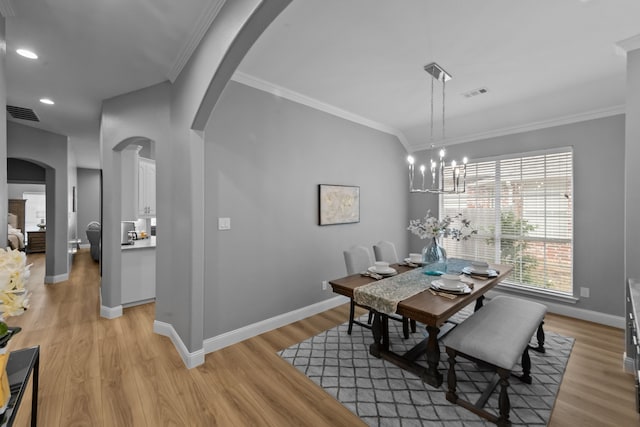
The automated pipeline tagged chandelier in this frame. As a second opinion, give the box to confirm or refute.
[407,63,467,194]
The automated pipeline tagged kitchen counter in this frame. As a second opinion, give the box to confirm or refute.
[121,235,156,250]
[121,236,156,307]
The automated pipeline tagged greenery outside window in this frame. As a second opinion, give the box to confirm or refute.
[440,148,573,295]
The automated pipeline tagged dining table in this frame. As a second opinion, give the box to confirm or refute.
[329,259,512,388]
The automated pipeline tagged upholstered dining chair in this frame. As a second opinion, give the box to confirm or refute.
[343,245,376,334]
[373,240,417,338]
[373,240,399,264]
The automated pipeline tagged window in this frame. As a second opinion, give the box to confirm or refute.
[441,148,573,295]
[23,191,46,231]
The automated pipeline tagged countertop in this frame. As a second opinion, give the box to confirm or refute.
[121,236,156,251]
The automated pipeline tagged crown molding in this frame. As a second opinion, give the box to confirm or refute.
[412,104,625,150]
[167,0,226,82]
[616,33,640,56]
[231,71,410,150]
[0,0,15,18]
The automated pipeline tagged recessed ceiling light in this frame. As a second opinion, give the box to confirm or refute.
[16,49,38,59]
[39,98,54,105]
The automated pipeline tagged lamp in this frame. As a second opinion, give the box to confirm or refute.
[407,63,467,194]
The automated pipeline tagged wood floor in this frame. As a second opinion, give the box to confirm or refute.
[5,249,639,426]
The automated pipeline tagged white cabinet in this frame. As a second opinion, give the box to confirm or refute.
[137,158,156,217]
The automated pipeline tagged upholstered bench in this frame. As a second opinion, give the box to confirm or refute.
[441,295,547,426]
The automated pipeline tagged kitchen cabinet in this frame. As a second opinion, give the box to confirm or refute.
[120,146,155,220]
[137,157,156,218]
[121,238,156,306]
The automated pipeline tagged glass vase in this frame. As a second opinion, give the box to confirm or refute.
[422,237,447,269]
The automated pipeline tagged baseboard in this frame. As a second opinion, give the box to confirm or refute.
[153,321,205,369]
[623,352,636,374]
[487,290,625,328]
[203,295,349,355]
[44,273,69,283]
[79,243,90,249]
[100,304,123,319]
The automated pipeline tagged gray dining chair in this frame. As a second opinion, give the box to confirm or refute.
[373,240,399,264]
[343,245,375,334]
[373,240,416,338]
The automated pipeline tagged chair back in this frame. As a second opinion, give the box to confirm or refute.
[344,245,375,275]
[373,240,399,264]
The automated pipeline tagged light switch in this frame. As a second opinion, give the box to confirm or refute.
[218,217,231,230]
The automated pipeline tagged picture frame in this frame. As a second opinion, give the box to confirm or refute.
[318,184,360,226]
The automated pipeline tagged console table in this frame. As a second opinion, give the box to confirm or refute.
[2,346,39,426]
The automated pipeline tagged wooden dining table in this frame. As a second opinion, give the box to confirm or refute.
[329,260,512,387]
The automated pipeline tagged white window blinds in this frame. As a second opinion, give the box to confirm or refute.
[441,149,573,295]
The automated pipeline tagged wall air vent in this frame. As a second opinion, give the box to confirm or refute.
[462,87,489,98]
[6,105,40,122]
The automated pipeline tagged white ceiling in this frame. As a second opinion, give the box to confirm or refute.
[5,0,640,169]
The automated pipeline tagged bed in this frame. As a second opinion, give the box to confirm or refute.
[8,199,26,250]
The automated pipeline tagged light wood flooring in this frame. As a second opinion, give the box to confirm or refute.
[5,249,639,426]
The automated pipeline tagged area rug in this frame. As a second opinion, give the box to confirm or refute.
[279,309,574,426]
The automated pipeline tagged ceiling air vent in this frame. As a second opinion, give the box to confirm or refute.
[6,105,40,122]
[462,87,489,98]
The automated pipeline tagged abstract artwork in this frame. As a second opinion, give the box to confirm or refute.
[318,184,360,226]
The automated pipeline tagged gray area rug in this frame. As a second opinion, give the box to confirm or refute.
[279,309,574,426]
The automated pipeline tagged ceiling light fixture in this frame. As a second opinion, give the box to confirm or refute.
[16,49,38,59]
[39,98,54,105]
[407,62,467,194]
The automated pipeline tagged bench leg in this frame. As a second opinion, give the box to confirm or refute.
[529,320,546,353]
[497,368,512,427]
[518,347,532,384]
[445,347,459,403]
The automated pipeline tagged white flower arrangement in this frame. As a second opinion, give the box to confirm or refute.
[407,210,477,241]
[0,248,31,336]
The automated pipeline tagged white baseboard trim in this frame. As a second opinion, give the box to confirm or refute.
[153,321,205,369]
[101,304,123,319]
[79,243,90,249]
[487,290,625,328]
[203,295,349,355]
[45,273,69,283]
[623,352,636,374]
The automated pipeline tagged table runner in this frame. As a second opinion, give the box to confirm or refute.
[353,258,471,315]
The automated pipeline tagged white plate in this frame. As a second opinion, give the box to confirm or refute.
[368,266,397,276]
[462,266,497,276]
[404,258,426,265]
[433,279,467,291]
[431,281,471,294]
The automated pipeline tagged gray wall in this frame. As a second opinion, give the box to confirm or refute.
[7,122,75,282]
[8,183,45,201]
[202,81,408,337]
[0,16,7,247]
[410,115,625,317]
[77,168,101,245]
[100,82,170,309]
[626,49,640,282]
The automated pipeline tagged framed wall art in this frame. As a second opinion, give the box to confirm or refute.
[318,184,360,226]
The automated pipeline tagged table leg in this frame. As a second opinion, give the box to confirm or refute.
[369,312,389,358]
[424,325,443,387]
[31,350,38,427]
[474,295,485,311]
